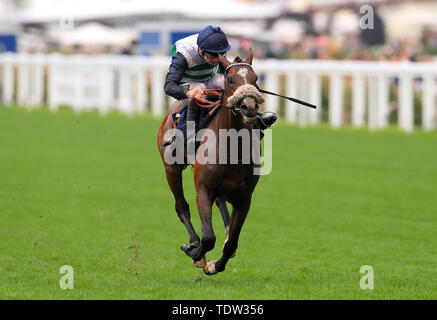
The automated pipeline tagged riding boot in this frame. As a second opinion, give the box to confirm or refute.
[163,99,190,147]
[254,112,277,140]
[255,112,278,130]
[186,101,201,156]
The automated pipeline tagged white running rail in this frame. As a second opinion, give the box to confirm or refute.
[1,53,436,132]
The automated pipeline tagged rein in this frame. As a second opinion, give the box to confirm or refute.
[192,89,224,108]
[192,62,253,109]
[193,61,317,110]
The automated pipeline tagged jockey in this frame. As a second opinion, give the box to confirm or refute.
[164,25,277,149]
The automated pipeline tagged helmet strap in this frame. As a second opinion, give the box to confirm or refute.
[198,48,207,61]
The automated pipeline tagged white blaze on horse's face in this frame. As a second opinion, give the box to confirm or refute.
[237,68,249,84]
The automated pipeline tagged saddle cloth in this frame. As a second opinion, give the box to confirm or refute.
[171,99,220,142]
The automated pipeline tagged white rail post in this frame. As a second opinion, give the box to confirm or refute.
[136,68,146,114]
[352,73,365,127]
[48,54,60,112]
[399,74,414,133]
[2,54,14,106]
[151,67,165,117]
[265,70,279,114]
[298,74,309,127]
[285,71,297,123]
[98,59,112,114]
[329,73,343,128]
[118,67,132,115]
[422,74,435,131]
[73,58,84,113]
[377,73,389,129]
[368,75,378,130]
[309,72,321,125]
[17,54,30,106]
[31,54,45,108]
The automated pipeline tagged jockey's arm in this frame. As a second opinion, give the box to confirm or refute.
[164,52,190,100]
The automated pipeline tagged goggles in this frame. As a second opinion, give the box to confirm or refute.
[202,51,227,59]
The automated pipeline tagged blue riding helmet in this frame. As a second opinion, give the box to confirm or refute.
[197,25,231,54]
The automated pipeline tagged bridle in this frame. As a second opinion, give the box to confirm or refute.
[223,62,253,75]
[193,62,264,121]
[192,62,254,111]
[223,62,260,117]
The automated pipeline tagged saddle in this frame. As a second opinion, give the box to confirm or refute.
[167,90,223,149]
[171,101,219,141]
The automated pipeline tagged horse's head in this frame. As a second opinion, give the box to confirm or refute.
[219,50,264,127]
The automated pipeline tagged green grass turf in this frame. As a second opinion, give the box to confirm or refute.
[0,105,436,299]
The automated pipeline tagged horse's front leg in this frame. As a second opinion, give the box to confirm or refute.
[216,198,234,256]
[204,196,251,275]
[189,187,216,264]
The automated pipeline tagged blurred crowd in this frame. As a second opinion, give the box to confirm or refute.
[51,28,437,63]
[235,29,437,63]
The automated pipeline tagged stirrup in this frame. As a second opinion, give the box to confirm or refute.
[163,135,177,147]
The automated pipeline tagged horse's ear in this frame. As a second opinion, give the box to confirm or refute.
[219,54,232,70]
[245,48,253,65]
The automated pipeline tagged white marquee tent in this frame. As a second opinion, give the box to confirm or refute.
[16,0,284,24]
[49,22,137,46]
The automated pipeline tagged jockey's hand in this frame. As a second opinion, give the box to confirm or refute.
[186,88,204,99]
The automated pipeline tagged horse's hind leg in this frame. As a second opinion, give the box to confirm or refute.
[164,165,204,266]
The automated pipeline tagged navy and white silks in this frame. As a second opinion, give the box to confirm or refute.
[164,34,224,101]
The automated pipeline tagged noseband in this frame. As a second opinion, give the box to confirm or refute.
[222,63,265,118]
[223,63,257,115]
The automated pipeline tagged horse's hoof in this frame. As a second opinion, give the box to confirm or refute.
[181,243,198,256]
[203,260,218,275]
[181,244,190,255]
[192,256,206,268]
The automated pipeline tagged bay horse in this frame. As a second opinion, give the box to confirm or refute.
[157,51,265,275]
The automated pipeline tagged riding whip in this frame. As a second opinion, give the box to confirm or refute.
[256,86,317,109]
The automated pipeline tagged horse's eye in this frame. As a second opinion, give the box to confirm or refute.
[228,76,233,84]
